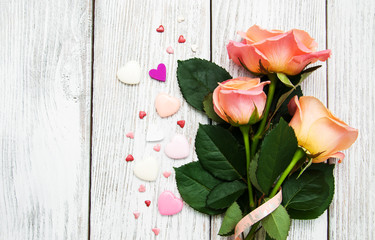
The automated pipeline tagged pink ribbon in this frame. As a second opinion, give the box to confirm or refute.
[234,189,282,240]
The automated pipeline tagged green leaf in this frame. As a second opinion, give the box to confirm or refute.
[177,58,232,111]
[249,153,263,192]
[283,163,335,219]
[218,202,243,236]
[207,180,247,209]
[195,124,247,181]
[174,162,224,215]
[256,119,298,194]
[203,93,225,123]
[273,87,303,124]
[300,65,322,83]
[277,73,294,88]
[261,205,290,240]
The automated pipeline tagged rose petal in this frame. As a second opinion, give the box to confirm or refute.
[292,29,318,51]
[243,25,284,44]
[286,49,331,75]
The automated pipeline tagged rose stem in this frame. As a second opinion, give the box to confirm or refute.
[250,74,277,158]
[269,148,306,198]
[240,125,255,209]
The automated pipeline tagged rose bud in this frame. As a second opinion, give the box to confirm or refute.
[212,77,270,125]
[227,25,331,75]
[288,96,358,163]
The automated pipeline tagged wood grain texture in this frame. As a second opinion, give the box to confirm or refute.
[327,0,375,239]
[0,0,92,239]
[90,0,210,239]
[211,1,328,239]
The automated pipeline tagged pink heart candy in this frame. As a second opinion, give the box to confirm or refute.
[133,211,140,219]
[153,144,161,152]
[126,131,134,139]
[155,93,181,118]
[164,134,189,159]
[166,46,174,54]
[158,191,183,215]
[149,63,166,82]
[152,228,160,236]
[138,184,146,192]
[163,171,171,178]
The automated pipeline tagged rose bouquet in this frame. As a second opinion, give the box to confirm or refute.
[174,25,358,240]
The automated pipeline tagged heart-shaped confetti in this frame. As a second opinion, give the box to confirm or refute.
[133,212,140,219]
[158,191,183,215]
[166,46,174,54]
[145,200,151,207]
[152,228,160,236]
[126,132,134,139]
[177,15,185,23]
[177,120,185,128]
[126,154,134,162]
[139,111,147,119]
[155,93,181,118]
[138,184,146,192]
[164,134,190,159]
[146,127,164,142]
[163,171,171,178]
[191,44,198,52]
[153,144,161,152]
[133,156,160,181]
[156,25,164,32]
[178,35,186,43]
[149,63,166,82]
[117,61,141,85]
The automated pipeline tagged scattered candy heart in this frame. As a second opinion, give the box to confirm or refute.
[338,159,342,163]
[158,191,183,215]
[139,111,147,119]
[153,144,161,152]
[149,63,166,82]
[146,127,164,142]
[126,132,134,139]
[178,35,186,43]
[156,25,164,33]
[152,228,160,236]
[164,134,190,159]
[155,93,181,118]
[138,184,146,192]
[117,61,141,85]
[126,154,134,162]
[177,15,185,23]
[177,120,185,128]
[145,200,151,207]
[163,171,171,178]
[133,156,160,181]
[191,44,198,52]
[166,46,174,54]
[133,212,140,219]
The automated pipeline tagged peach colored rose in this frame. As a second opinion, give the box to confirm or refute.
[288,96,358,163]
[227,25,331,75]
[213,77,270,125]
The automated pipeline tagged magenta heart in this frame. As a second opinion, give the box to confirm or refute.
[158,191,183,215]
[149,63,166,82]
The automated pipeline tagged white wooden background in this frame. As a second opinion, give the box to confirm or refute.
[1,0,374,239]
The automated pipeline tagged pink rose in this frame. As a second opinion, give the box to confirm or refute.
[288,96,358,163]
[213,77,270,125]
[227,25,331,75]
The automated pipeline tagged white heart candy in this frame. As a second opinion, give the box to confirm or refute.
[164,135,190,159]
[146,127,164,142]
[117,60,141,85]
[133,156,160,181]
[155,93,181,118]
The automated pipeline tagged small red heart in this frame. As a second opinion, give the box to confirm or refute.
[139,111,147,119]
[156,25,164,33]
[126,154,134,162]
[178,35,186,43]
[177,120,185,128]
[145,200,151,207]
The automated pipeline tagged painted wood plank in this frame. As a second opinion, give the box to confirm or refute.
[327,0,375,239]
[90,0,210,239]
[0,1,92,239]
[211,1,328,239]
